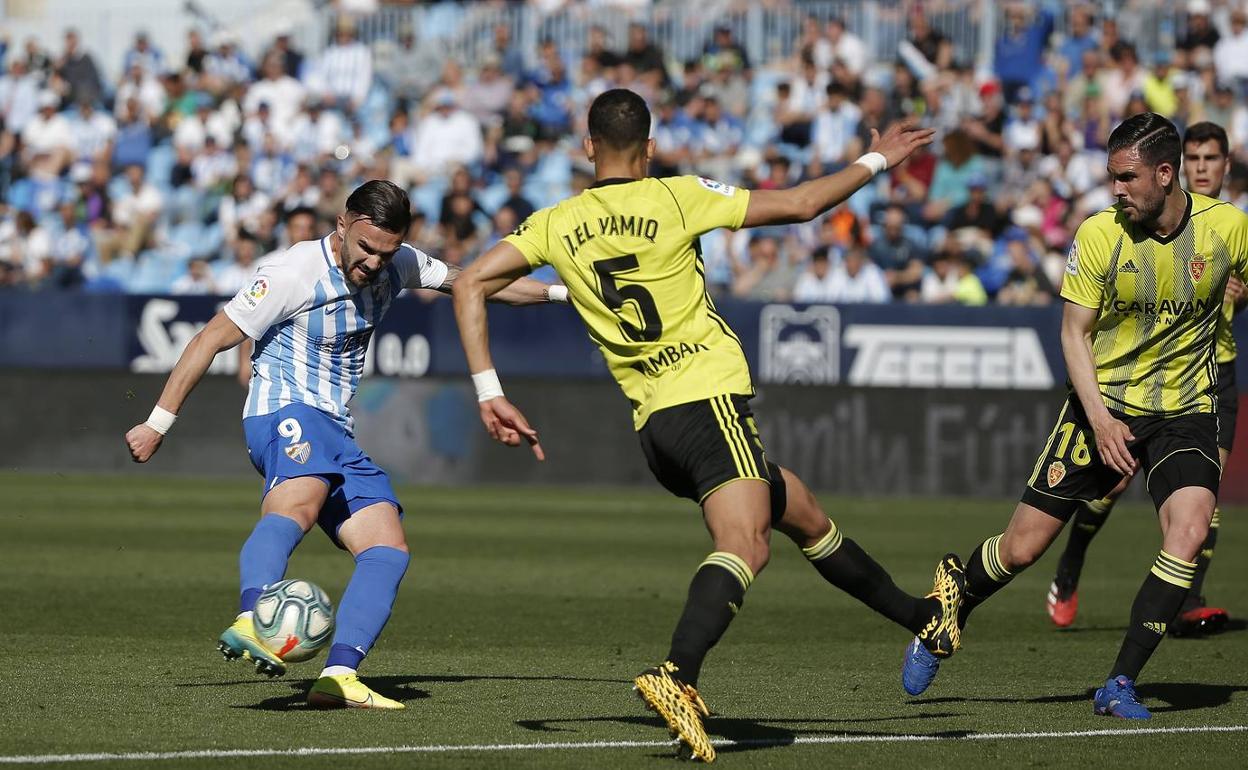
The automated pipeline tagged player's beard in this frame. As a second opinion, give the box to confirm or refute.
[1123,185,1166,225]
[339,240,377,287]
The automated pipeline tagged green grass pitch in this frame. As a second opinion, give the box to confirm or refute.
[1,471,1246,768]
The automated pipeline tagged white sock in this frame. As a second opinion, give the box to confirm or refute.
[320,665,356,678]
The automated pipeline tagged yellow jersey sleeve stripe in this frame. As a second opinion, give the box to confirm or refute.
[718,395,760,477]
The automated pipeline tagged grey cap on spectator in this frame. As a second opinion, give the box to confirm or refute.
[37,90,58,110]
[1187,0,1211,15]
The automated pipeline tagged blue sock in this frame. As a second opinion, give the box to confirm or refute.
[325,546,410,669]
[238,513,305,612]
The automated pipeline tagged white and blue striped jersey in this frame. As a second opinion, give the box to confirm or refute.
[224,234,449,434]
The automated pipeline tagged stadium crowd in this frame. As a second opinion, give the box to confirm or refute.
[0,0,1245,305]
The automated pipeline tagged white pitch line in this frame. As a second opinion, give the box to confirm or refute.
[2,725,1245,765]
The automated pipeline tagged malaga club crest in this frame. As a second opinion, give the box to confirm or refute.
[284,441,312,464]
[1047,460,1066,487]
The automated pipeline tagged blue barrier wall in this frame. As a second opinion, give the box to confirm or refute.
[4,291,1246,386]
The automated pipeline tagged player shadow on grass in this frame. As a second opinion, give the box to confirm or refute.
[517,712,966,756]
[913,682,1248,713]
[179,672,634,711]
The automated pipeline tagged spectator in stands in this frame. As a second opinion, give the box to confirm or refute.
[12,209,51,285]
[823,16,868,77]
[923,129,985,224]
[409,88,483,182]
[21,90,74,177]
[1056,4,1099,78]
[906,7,952,71]
[56,28,103,109]
[47,198,91,289]
[461,57,513,127]
[245,53,305,136]
[97,163,163,263]
[733,234,799,302]
[499,167,534,222]
[948,174,1007,238]
[112,97,153,172]
[994,4,1054,103]
[214,230,260,295]
[624,23,667,87]
[1103,41,1145,118]
[702,24,750,75]
[869,204,926,299]
[307,17,372,114]
[218,174,270,248]
[1214,7,1248,95]
[123,31,165,78]
[22,37,52,81]
[1142,51,1180,117]
[809,81,861,174]
[996,234,1057,306]
[70,96,115,168]
[492,22,526,79]
[184,28,209,76]
[202,33,252,96]
[795,246,889,304]
[920,244,987,306]
[264,24,304,80]
[693,95,743,180]
[114,61,165,123]
[171,257,216,295]
[0,58,40,137]
[1178,1,1218,56]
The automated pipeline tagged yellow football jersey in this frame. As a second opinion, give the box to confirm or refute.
[1216,293,1236,364]
[504,175,753,429]
[1061,192,1248,416]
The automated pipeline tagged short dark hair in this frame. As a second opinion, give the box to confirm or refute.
[587,89,651,152]
[1108,112,1181,171]
[344,180,412,234]
[1184,121,1229,157]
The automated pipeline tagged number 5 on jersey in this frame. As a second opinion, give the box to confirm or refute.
[594,255,663,342]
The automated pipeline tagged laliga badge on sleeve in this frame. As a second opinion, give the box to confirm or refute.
[697,177,736,197]
[242,277,270,310]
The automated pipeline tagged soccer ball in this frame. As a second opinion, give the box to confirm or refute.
[252,579,334,662]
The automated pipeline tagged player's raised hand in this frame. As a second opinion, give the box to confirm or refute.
[479,397,545,461]
[867,120,937,171]
[125,424,164,463]
[1090,414,1137,476]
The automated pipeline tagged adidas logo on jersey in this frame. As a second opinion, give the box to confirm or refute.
[1119,260,1140,274]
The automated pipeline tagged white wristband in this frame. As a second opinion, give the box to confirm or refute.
[472,369,505,402]
[546,284,569,303]
[854,151,888,177]
[145,406,177,436]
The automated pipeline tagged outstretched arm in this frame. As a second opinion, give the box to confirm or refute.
[451,240,546,460]
[742,120,935,227]
[125,310,248,463]
[1061,301,1135,476]
[435,263,567,306]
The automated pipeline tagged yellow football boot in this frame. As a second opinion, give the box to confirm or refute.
[217,614,286,677]
[634,662,715,762]
[916,553,967,658]
[307,674,405,710]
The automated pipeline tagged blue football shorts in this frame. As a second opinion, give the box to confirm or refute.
[243,403,401,548]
